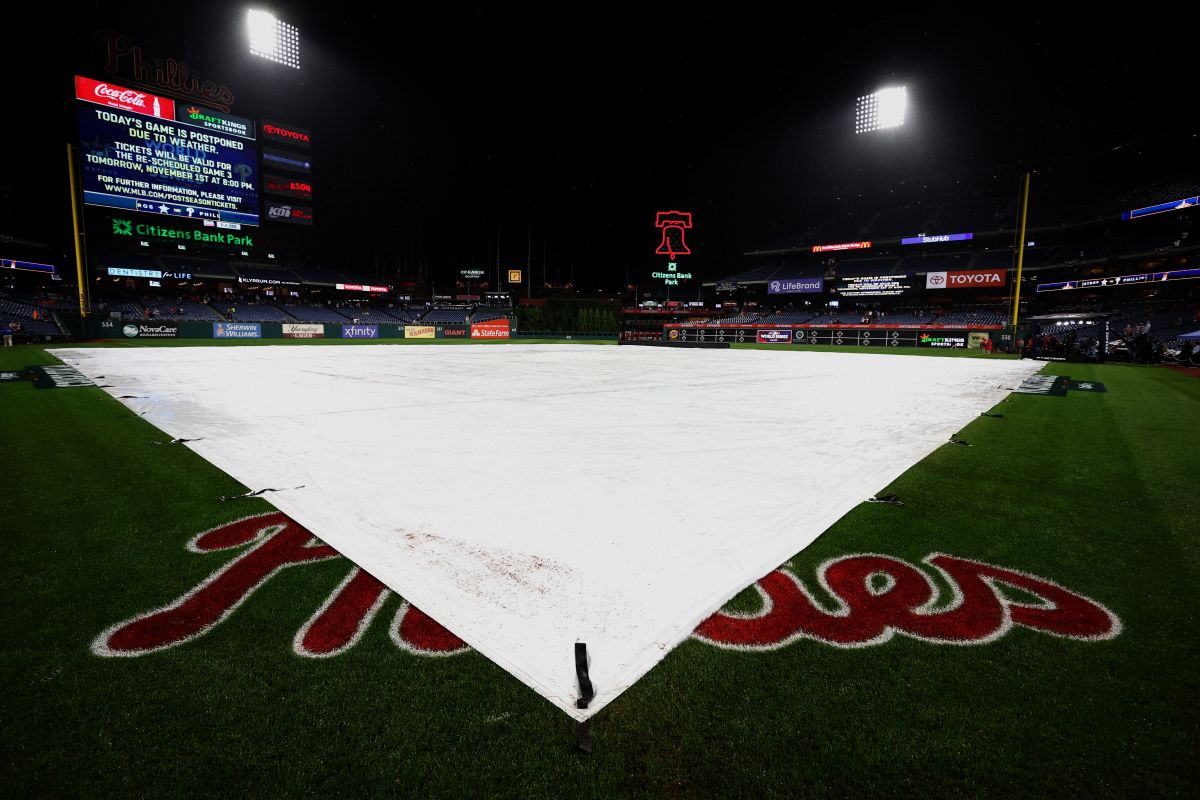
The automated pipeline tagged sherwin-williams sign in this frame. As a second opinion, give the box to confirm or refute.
[341,324,378,339]
[767,277,823,294]
[213,322,261,338]
[404,326,436,339]
[283,323,323,339]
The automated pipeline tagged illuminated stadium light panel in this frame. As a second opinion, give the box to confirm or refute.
[855,86,907,133]
[248,10,301,69]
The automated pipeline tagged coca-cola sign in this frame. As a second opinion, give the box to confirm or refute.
[75,75,175,119]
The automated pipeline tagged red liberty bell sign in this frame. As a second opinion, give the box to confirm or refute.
[655,211,693,259]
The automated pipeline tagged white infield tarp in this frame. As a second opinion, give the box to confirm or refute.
[54,344,1042,720]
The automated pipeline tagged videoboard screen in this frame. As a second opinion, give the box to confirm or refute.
[834,274,913,297]
[77,98,259,225]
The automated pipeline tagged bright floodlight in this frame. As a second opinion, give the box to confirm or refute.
[855,86,907,133]
[248,9,301,69]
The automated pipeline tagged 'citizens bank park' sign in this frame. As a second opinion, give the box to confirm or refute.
[925,268,1007,289]
[89,512,1120,659]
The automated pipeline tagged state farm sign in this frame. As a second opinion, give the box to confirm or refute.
[470,320,510,339]
[925,269,1007,289]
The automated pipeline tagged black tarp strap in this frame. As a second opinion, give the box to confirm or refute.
[220,485,305,502]
[866,493,903,506]
[980,412,1004,418]
[949,437,973,447]
[152,438,205,445]
[575,642,595,754]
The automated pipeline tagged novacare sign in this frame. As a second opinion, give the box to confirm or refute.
[926,269,1007,289]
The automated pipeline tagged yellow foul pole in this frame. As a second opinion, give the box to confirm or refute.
[1010,172,1031,328]
[66,143,88,318]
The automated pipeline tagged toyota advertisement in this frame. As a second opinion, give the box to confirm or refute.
[925,269,1007,289]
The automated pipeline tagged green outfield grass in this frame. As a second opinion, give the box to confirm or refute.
[2,342,1197,798]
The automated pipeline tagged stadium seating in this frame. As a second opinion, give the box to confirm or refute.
[281,304,351,324]
[937,307,1007,326]
[227,304,297,322]
[756,311,820,324]
[0,297,64,335]
[138,297,226,322]
[469,308,512,323]
[376,307,426,323]
[421,308,472,324]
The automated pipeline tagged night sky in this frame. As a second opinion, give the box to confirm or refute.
[5,3,1195,290]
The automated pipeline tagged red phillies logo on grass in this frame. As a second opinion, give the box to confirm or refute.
[92,513,1120,659]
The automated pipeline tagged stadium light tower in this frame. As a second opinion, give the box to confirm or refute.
[247,9,301,69]
[855,86,907,133]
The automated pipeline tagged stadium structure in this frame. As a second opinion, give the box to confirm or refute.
[2,8,1198,800]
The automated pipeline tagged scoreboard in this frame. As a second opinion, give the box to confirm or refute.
[75,75,314,235]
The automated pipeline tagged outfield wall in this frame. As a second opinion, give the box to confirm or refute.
[664,324,1007,349]
[63,319,495,341]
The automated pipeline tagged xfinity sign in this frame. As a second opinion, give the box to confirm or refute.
[767,277,823,294]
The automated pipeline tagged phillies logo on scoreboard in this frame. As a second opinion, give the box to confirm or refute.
[75,75,175,119]
[91,513,1121,660]
[926,269,1008,289]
